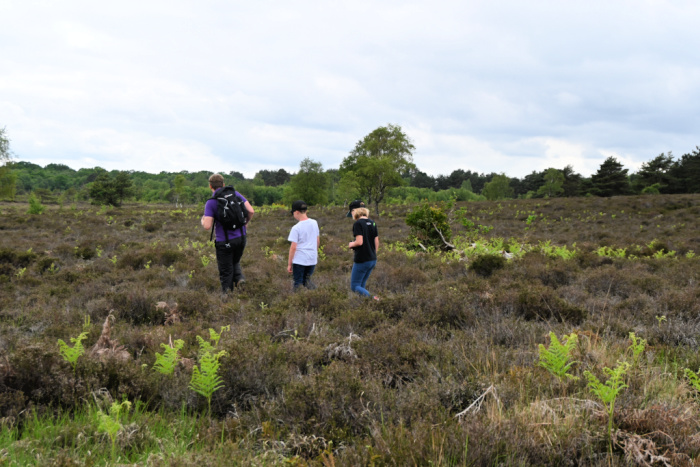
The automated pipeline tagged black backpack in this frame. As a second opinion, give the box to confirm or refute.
[210,186,248,242]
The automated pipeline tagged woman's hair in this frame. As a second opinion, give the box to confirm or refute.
[208,173,224,189]
[352,207,369,219]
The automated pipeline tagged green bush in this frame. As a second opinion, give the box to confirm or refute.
[405,202,453,250]
[27,192,45,215]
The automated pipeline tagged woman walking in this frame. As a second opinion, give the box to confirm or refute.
[346,200,380,300]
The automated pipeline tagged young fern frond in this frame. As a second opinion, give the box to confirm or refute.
[628,332,647,367]
[537,332,578,381]
[196,325,230,357]
[684,368,700,392]
[189,348,227,417]
[195,335,215,355]
[97,400,132,461]
[190,350,227,398]
[209,325,230,348]
[584,361,630,442]
[153,339,184,375]
[57,331,89,372]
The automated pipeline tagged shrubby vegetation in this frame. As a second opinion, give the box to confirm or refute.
[3,123,700,209]
[1,193,700,464]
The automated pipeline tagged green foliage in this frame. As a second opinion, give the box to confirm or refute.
[96,400,132,460]
[0,127,16,200]
[27,192,46,215]
[590,156,630,197]
[635,152,677,194]
[189,326,230,416]
[481,174,513,200]
[284,157,329,206]
[628,332,646,367]
[537,332,579,381]
[89,171,133,206]
[405,202,453,250]
[684,367,700,393]
[57,331,89,372]
[152,339,185,375]
[584,361,630,441]
[190,347,227,417]
[537,168,564,198]
[641,183,661,195]
[196,325,230,355]
[340,124,416,211]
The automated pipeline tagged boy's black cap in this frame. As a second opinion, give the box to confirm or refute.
[291,200,308,213]
[346,199,365,217]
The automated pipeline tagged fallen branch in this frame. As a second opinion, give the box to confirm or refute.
[432,223,455,250]
[455,384,500,419]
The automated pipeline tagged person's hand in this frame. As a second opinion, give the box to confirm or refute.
[348,242,353,248]
[287,264,293,273]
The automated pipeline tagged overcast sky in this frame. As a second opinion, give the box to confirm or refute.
[1,0,699,179]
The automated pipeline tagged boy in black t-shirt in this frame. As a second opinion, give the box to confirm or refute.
[346,200,379,300]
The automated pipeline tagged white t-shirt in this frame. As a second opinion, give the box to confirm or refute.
[288,218,319,266]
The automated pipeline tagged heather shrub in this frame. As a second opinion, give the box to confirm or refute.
[468,253,506,277]
[109,288,162,324]
[279,361,367,438]
[356,322,435,387]
[143,222,161,232]
[514,283,587,323]
[376,264,430,292]
[74,243,96,260]
[0,248,36,267]
[35,256,60,274]
[2,196,700,463]
[218,336,292,410]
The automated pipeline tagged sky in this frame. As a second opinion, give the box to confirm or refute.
[1,0,699,179]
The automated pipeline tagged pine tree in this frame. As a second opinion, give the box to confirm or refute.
[590,157,630,197]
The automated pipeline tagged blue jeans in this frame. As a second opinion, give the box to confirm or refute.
[350,260,376,297]
[292,264,316,290]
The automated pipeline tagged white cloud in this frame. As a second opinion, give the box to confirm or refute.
[1,0,700,179]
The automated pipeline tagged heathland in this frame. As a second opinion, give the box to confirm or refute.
[1,194,700,465]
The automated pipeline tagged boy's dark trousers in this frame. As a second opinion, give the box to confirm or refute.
[215,236,246,293]
[292,264,316,290]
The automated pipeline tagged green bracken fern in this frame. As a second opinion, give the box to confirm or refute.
[57,331,89,373]
[584,361,630,443]
[97,400,132,461]
[537,332,579,381]
[684,367,700,393]
[628,332,647,367]
[189,349,227,417]
[153,339,184,375]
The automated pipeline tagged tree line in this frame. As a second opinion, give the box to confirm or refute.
[1,126,699,208]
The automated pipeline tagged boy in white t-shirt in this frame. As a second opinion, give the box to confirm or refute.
[287,200,320,290]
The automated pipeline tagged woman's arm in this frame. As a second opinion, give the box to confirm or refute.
[349,234,364,249]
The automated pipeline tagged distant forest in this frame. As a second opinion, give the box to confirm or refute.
[2,145,700,207]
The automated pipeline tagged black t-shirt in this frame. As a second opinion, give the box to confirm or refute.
[352,217,378,263]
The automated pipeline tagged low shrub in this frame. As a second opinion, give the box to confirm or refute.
[468,253,506,277]
[143,222,161,232]
[514,283,587,323]
[109,288,162,325]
